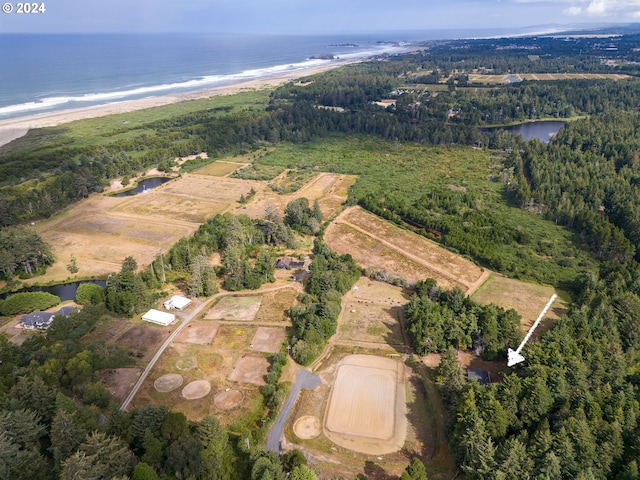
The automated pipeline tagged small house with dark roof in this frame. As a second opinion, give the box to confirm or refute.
[275,257,305,270]
[467,368,491,386]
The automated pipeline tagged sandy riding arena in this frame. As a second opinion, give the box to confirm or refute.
[214,388,245,410]
[182,380,212,400]
[154,374,184,393]
[323,354,407,455]
[294,415,322,440]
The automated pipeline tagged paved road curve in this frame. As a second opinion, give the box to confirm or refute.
[120,283,302,411]
[266,369,322,453]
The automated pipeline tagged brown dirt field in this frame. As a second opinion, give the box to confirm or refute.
[154,373,184,392]
[343,207,485,286]
[174,321,219,344]
[253,287,298,323]
[229,355,269,385]
[326,207,492,294]
[31,173,263,283]
[294,416,322,439]
[115,324,172,362]
[214,388,245,409]
[471,274,569,336]
[101,368,142,402]
[324,354,407,455]
[337,279,409,349]
[236,172,356,221]
[326,221,462,291]
[206,295,263,321]
[250,327,286,353]
[193,160,248,177]
[182,380,212,399]
[34,196,198,280]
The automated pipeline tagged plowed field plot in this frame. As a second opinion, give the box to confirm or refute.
[326,207,489,293]
[471,274,569,335]
[237,173,356,221]
[249,327,286,353]
[229,356,269,385]
[116,324,172,361]
[338,279,409,347]
[206,296,263,321]
[324,354,406,455]
[174,321,219,345]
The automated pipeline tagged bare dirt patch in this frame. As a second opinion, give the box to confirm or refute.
[182,380,212,399]
[116,324,172,362]
[229,355,269,385]
[214,388,245,410]
[154,373,184,392]
[250,327,286,353]
[101,368,142,402]
[174,321,219,345]
[294,415,322,439]
[324,354,407,455]
[206,296,263,321]
[471,274,568,336]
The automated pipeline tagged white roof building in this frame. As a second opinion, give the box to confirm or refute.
[163,295,192,310]
[142,309,175,326]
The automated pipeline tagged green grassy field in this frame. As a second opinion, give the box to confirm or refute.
[253,134,595,286]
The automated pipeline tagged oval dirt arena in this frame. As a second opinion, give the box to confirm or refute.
[324,354,407,455]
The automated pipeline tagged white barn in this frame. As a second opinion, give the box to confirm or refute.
[163,295,192,310]
[142,309,175,326]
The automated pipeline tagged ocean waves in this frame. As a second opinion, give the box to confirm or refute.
[0,38,402,119]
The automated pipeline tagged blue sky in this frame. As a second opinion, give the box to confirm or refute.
[0,0,637,34]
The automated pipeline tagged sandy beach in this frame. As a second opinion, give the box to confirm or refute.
[0,60,352,148]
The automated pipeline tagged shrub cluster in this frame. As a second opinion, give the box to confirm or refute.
[0,291,60,315]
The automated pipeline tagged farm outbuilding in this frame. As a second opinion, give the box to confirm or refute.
[142,309,176,326]
[163,295,192,310]
[468,368,491,386]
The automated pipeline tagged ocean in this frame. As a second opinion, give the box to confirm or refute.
[0,29,532,121]
[0,32,423,120]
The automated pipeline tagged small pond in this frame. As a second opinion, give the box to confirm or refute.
[113,177,173,197]
[481,120,566,143]
[1,280,107,302]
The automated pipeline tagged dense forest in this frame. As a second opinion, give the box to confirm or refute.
[3,29,640,479]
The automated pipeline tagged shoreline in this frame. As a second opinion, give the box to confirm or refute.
[0,59,354,148]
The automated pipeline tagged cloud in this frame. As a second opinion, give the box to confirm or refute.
[564,5,583,14]
[584,0,640,17]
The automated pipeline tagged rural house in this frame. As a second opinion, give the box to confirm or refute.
[275,256,305,270]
